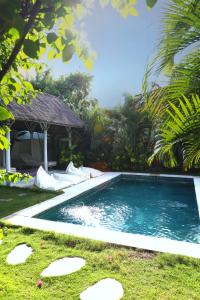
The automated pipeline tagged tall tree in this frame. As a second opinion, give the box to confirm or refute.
[32,70,93,118]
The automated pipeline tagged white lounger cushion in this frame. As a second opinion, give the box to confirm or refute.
[35,166,71,191]
[66,162,90,179]
[79,166,103,178]
[52,173,86,184]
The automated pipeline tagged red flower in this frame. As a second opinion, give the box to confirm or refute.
[37,279,43,288]
[107,255,113,262]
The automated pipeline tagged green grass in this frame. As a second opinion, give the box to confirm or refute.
[0,226,200,300]
[0,186,61,218]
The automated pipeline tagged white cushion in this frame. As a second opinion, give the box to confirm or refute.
[66,162,90,179]
[52,173,86,184]
[34,166,71,191]
[79,166,103,178]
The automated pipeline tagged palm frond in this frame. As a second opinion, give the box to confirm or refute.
[156,0,200,73]
[149,94,200,169]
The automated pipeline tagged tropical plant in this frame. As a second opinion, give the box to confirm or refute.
[144,0,200,116]
[109,94,152,170]
[59,144,84,167]
[32,70,94,118]
[0,169,31,184]
[143,0,200,170]
[149,94,200,170]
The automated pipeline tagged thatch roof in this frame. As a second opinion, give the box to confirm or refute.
[8,93,84,128]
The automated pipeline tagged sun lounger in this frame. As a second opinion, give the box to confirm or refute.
[34,166,72,191]
[79,166,103,178]
[66,162,90,179]
[66,162,104,178]
[52,173,86,184]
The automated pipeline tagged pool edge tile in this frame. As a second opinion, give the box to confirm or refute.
[194,177,200,218]
[5,215,200,259]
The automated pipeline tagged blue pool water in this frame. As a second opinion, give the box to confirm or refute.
[37,176,200,243]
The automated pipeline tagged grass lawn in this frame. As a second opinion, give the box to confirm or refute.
[0,186,61,218]
[0,226,199,300]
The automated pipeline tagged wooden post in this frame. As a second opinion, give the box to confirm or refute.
[6,130,11,172]
[44,127,48,172]
[68,128,72,148]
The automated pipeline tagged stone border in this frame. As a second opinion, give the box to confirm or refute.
[194,177,200,218]
[4,172,200,259]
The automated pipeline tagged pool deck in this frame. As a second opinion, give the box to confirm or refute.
[4,172,200,259]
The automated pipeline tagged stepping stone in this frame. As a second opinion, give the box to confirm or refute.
[18,193,28,197]
[41,257,85,277]
[7,244,33,265]
[80,278,124,300]
[0,198,13,202]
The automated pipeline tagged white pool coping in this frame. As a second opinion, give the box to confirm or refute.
[4,172,200,259]
[194,177,200,218]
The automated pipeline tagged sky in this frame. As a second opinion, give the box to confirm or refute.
[42,0,168,108]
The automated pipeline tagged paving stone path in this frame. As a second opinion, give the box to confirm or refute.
[7,244,33,265]
[5,244,124,298]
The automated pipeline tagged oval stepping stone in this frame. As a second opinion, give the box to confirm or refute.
[80,278,124,300]
[7,244,33,265]
[41,257,85,277]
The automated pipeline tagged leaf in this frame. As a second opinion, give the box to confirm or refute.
[47,32,58,44]
[8,27,20,39]
[48,49,55,60]
[23,39,39,58]
[0,106,13,121]
[84,57,94,71]
[146,0,158,9]
[62,44,75,62]
[129,7,138,16]
[65,29,74,42]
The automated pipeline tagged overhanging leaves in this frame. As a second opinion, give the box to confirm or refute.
[0,106,13,121]
[23,39,39,58]
[62,44,75,62]
[146,0,158,9]
[47,32,58,44]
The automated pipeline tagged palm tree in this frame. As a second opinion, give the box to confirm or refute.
[149,95,200,170]
[144,0,200,169]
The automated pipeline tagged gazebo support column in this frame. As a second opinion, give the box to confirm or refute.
[68,128,72,148]
[6,130,11,173]
[40,123,49,172]
[44,127,48,172]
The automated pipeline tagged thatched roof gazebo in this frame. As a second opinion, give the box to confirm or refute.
[5,93,84,172]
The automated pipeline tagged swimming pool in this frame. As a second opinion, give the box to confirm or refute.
[37,175,200,244]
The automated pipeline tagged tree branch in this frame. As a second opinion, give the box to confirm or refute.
[0,0,42,83]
